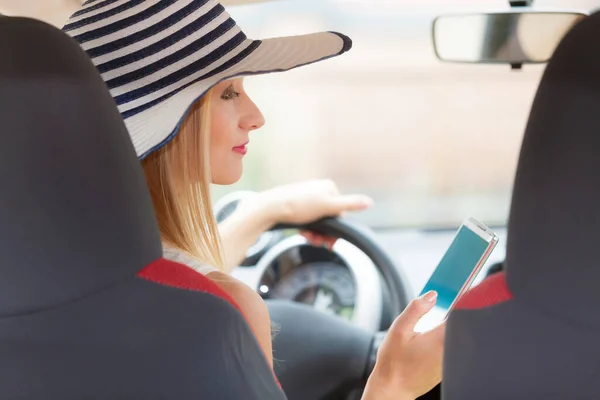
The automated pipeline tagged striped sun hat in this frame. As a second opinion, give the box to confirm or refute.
[62,0,352,159]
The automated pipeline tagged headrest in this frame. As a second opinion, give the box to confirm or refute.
[505,11,600,329]
[0,16,161,316]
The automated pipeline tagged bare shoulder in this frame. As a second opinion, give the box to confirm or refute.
[206,270,273,367]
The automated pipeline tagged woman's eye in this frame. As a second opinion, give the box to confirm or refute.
[221,87,240,100]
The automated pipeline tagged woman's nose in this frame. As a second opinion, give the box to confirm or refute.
[241,97,265,130]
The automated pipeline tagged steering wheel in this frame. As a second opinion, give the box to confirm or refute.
[266,217,412,400]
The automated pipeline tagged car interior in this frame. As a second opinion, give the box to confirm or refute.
[1,0,600,399]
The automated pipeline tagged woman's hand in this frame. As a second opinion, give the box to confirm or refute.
[218,180,372,271]
[257,179,372,250]
[362,291,445,400]
[300,231,338,250]
[256,179,373,226]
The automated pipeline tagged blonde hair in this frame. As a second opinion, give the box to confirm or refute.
[141,89,225,270]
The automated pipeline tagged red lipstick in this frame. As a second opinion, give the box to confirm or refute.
[232,141,248,155]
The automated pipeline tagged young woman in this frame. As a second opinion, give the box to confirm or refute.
[63,1,444,398]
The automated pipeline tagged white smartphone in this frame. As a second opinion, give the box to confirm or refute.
[414,217,499,333]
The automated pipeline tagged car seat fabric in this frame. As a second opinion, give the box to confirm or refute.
[0,15,284,399]
[443,10,600,400]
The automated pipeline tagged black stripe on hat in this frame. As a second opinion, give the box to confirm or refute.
[64,0,145,32]
[73,0,178,44]
[89,0,215,61]
[105,18,236,88]
[72,0,121,19]
[114,32,250,107]
[122,40,261,120]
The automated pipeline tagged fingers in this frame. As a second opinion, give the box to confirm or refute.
[313,180,373,213]
[301,231,338,250]
[323,236,337,249]
[390,291,438,336]
[329,194,374,214]
[309,235,337,249]
[420,322,446,379]
[424,320,446,346]
[419,321,446,353]
[319,179,339,195]
[301,231,315,243]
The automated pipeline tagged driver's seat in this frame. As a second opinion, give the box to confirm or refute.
[443,10,600,399]
[0,16,284,399]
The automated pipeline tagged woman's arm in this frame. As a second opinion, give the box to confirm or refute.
[218,180,373,272]
[218,194,279,273]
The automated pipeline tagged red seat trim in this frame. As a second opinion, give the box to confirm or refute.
[137,258,242,313]
[136,258,282,389]
[455,271,513,310]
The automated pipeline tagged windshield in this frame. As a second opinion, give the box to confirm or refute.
[212,0,596,230]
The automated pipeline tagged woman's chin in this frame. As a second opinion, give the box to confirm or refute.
[211,169,243,186]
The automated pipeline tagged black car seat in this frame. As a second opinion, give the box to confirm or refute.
[0,15,284,399]
[443,10,600,400]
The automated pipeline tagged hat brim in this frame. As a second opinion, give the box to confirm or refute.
[122,31,351,159]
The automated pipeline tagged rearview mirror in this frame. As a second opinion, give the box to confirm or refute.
[432,11,587,64]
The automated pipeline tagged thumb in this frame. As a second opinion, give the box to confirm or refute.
[390,291,438,335]
[330,194,373,213]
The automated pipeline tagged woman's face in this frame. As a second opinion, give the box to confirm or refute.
[209,78,265,185]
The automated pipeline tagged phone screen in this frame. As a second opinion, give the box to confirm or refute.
[414,222,496,332]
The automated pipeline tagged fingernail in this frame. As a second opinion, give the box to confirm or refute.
[422,291,437,303]
[360,196,374,206]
